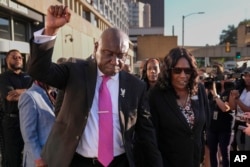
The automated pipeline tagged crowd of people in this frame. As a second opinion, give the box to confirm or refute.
[1,4,250,167]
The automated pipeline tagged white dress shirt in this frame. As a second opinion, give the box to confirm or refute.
[76,69,125,157]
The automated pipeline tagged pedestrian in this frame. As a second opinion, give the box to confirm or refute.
[27,5,162,167]
[148,47,210,167]
[0,49,32,167]
[18,80,55,167]
[141,58,161,90]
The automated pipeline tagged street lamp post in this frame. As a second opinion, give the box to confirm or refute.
[182,12,205,47]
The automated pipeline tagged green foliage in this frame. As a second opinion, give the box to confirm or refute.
[219,19,250,45]
[219,25,237,45]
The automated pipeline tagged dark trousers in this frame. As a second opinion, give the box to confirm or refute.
[70,153,129,167]
[2,117,23,167]
[207,131,232,167]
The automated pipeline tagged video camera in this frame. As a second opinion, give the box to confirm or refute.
[204,76,221,90]
[203,73,242,90]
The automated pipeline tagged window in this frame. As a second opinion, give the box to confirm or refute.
[246,25,250,34]
[14,19,27,42]
[0,17,11,40]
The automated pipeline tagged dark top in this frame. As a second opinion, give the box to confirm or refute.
[0,70,32,115]
[208,90,235,133]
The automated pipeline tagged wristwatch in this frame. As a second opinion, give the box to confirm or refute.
[213,94,220,100]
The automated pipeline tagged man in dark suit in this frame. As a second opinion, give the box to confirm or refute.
[27,5,162,167]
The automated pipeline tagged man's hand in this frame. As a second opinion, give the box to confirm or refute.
[230,89,240,99]
[35,158,48,167]
[44,5,71,36]
[6,89,26,101]
[243,123,250,136]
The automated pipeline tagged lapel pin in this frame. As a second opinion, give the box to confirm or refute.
[120,88,126,97]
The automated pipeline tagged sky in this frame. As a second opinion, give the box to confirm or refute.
[164,0,250,46]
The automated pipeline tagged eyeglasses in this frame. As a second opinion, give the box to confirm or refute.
[171,67,193,74]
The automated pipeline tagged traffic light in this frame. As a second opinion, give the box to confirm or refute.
[225,42,231,52]
[236,52,241,59]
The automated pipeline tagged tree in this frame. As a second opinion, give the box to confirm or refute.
[219,25,237,45]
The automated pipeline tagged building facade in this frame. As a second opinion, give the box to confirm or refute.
[0,0,133,73]
[139,0,164,27]
[127,1,150,28]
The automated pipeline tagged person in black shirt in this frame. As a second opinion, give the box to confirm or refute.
[207,81,235,167]
[0,49,32,167]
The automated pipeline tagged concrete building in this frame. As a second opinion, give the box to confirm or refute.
[189,21,250,69]
[139,0,164,27]
[129,27,177,74]
[237,22,250,47]
[0,0,133,73]
[127,1,150,28]
[143,3,150,28]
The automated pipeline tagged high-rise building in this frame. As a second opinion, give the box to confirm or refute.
[143,3,151,28]
[139,0,164,27]
[127,1,151,28]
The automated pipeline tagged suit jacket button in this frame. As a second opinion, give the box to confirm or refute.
[76,136,80,140]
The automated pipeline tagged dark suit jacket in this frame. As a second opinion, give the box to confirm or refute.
[28,39,162,167]
[148,84,209,167]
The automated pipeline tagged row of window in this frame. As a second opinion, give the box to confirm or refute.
[57,0,129,33]
[0,16,28,42]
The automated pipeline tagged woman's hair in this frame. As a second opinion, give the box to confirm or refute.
[156,47,199,96]
[141,58,161,89]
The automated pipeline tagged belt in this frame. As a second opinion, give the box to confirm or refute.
[74,153,126,165]
[4,113,19,118]
[83,157,99,165]
[74,153,101,165]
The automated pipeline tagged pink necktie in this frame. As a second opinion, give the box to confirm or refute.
[98,76,113,167]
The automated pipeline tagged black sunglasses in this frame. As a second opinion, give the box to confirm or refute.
[171,67,193,74]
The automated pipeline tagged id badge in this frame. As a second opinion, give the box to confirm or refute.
[213,111,218,120]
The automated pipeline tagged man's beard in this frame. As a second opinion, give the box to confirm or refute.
[9,64,23,71]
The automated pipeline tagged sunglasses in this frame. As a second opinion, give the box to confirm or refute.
[171,67,193,74]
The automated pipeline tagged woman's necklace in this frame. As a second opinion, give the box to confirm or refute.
[177,94,190,110]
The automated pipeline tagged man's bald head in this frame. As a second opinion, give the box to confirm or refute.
[98,28,129,53]
[94,28,130,76]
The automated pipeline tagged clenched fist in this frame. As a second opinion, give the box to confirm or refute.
[44,5,71,36]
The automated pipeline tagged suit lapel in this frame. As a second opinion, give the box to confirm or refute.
[118,71,127,134]
[32,84,55,116]
[163,89,191,130]
[85,60,97,110]
[191,92,201,129]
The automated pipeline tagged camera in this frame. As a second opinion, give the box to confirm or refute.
[203,74,224,90]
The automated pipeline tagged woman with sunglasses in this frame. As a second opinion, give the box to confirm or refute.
[148,47,210,167]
